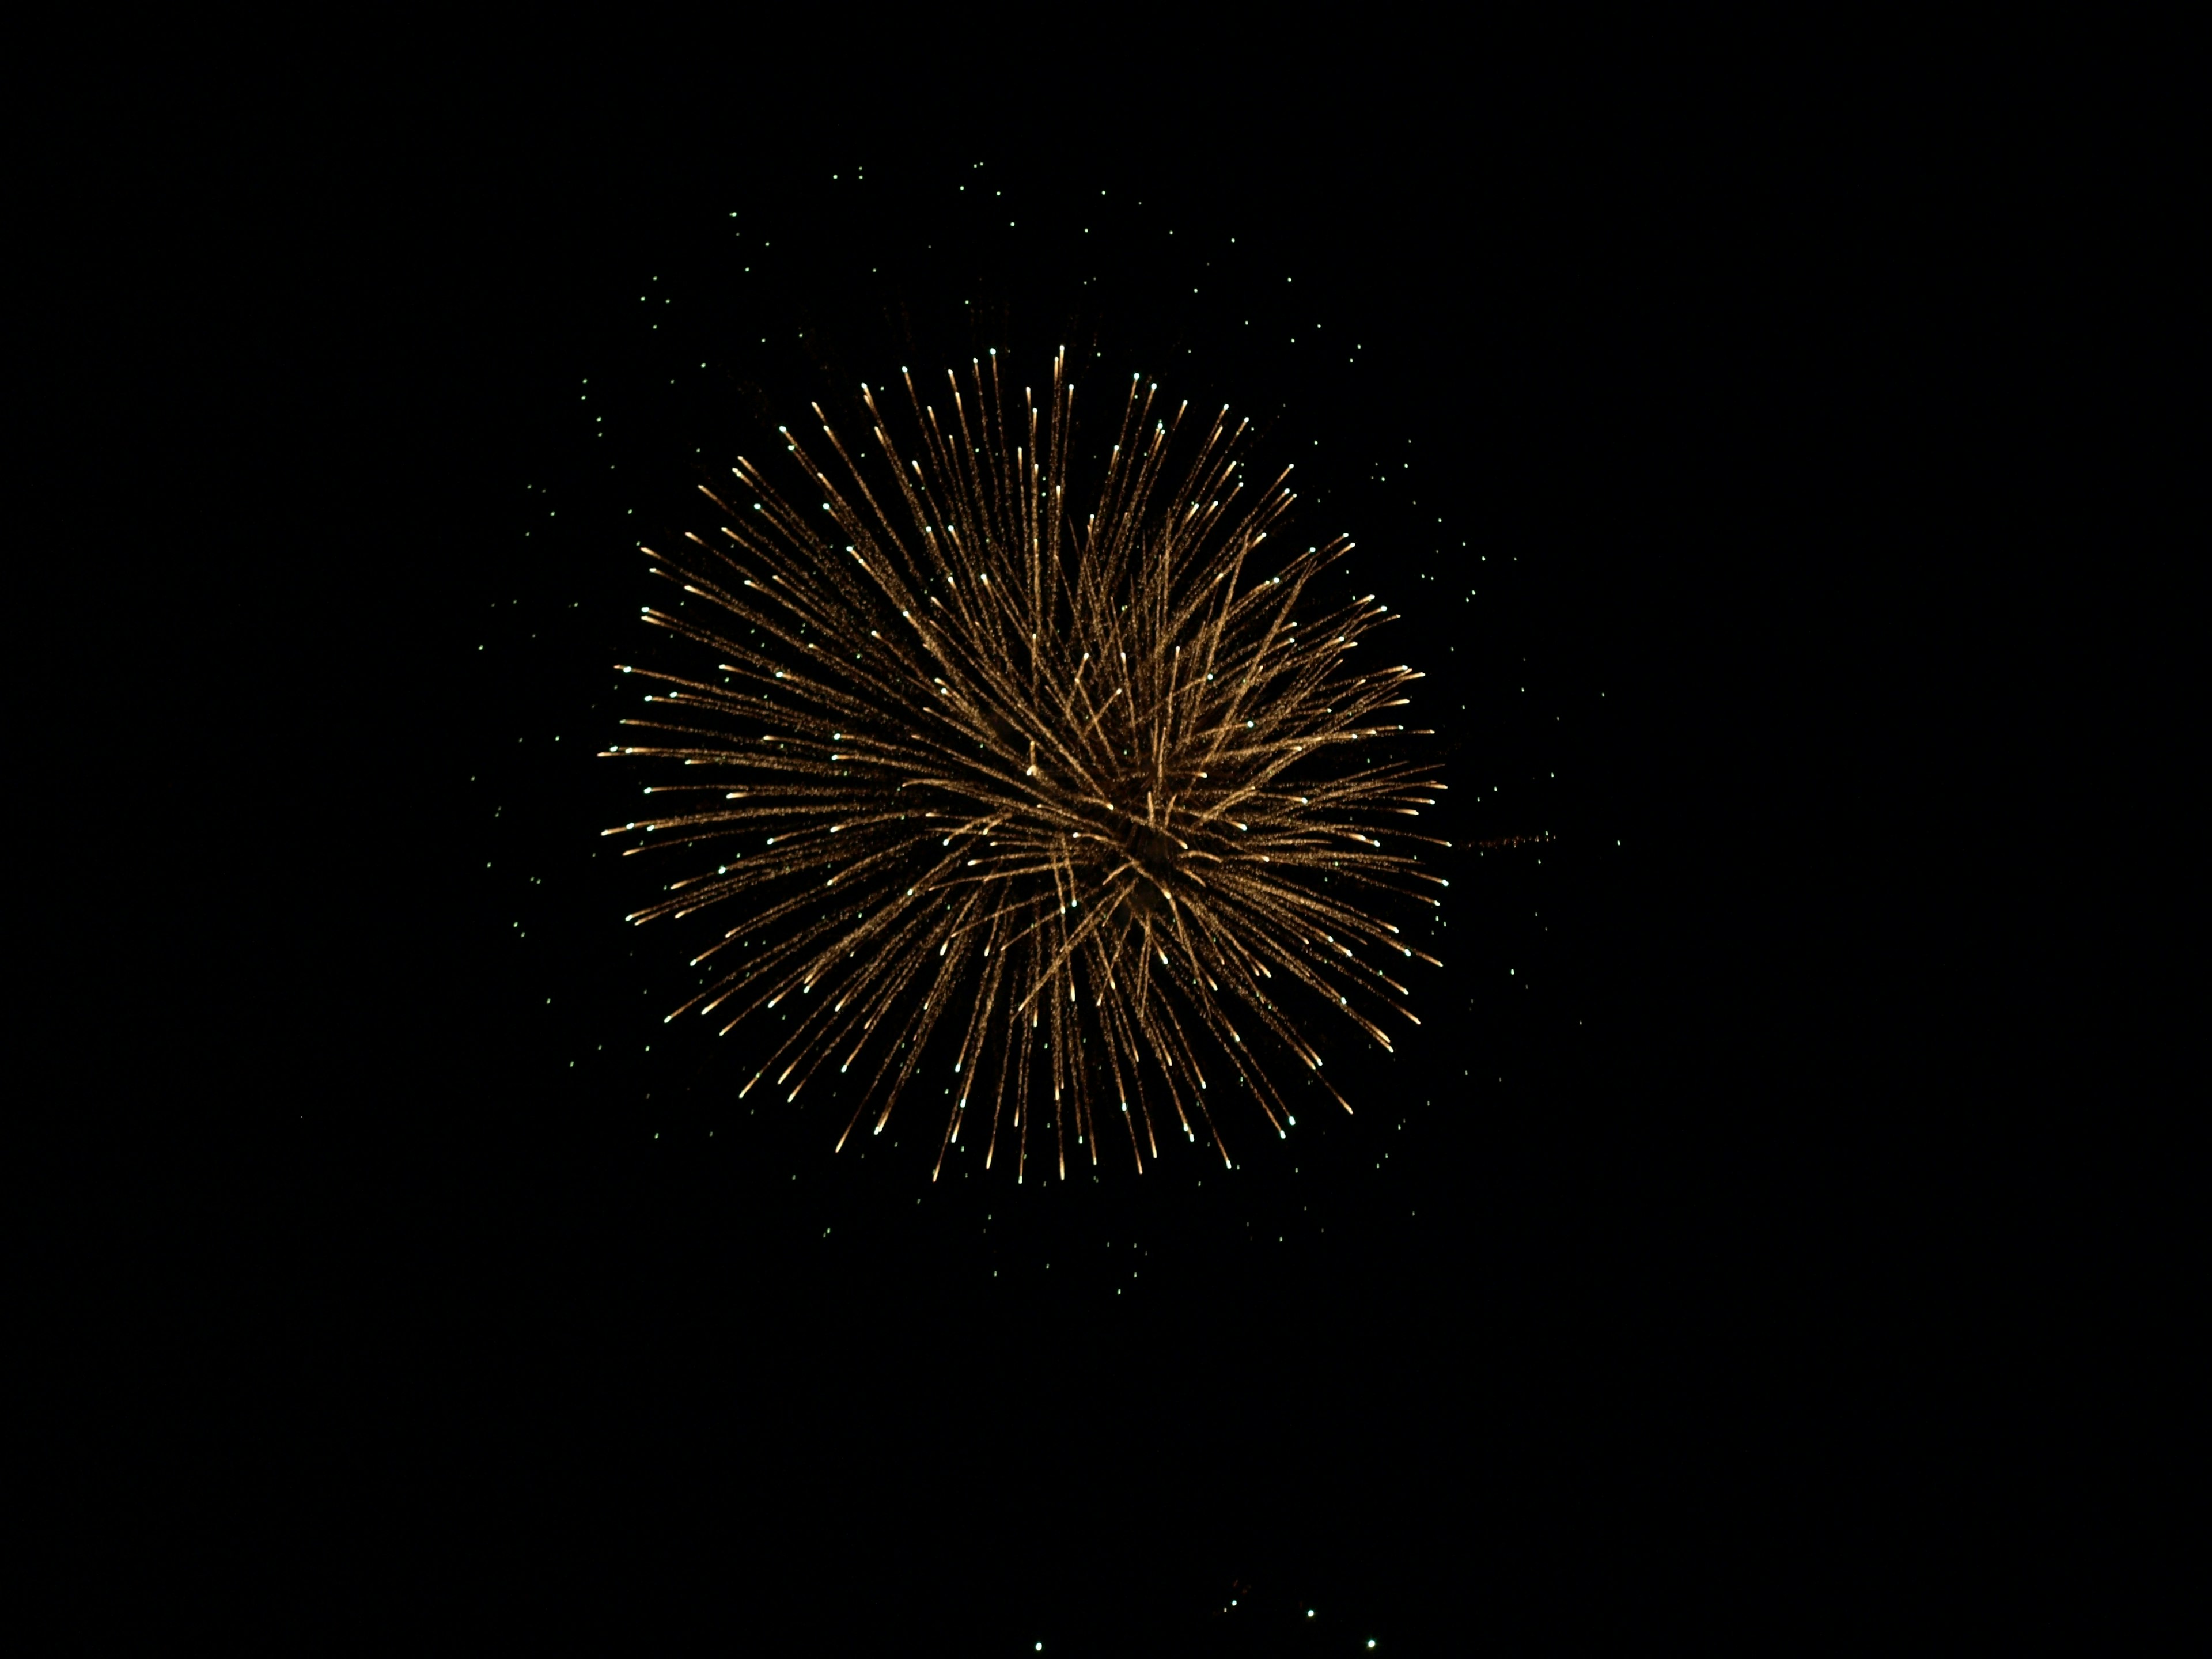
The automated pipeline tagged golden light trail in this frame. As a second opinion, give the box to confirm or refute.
[605,352,1444,1180]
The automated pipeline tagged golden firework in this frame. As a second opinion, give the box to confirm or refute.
[604,351,1445,1180]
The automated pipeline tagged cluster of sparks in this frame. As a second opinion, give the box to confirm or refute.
[605,350,1445,1180]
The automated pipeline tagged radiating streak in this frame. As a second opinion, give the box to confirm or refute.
[608,355,1442,1176]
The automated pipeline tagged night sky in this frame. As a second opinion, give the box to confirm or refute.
[33,72,2106,1652]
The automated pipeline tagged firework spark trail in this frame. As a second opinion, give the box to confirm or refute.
[605,351,1445,1179]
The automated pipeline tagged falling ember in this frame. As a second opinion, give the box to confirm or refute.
[605,352,1444,1179]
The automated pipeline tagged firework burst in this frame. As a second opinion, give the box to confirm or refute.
[604,350,1445,1180]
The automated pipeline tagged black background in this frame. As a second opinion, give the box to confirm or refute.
[31,67,2137,1651]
